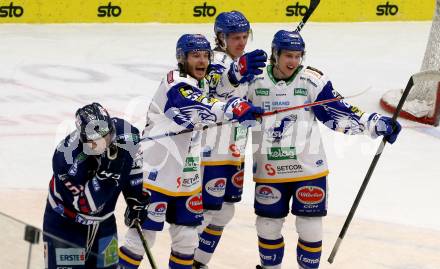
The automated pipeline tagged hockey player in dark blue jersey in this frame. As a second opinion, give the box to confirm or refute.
[43,102,150,269]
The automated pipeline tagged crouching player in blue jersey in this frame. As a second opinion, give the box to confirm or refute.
[247,31,402,269]
[118,34,264,269]
[194,11,267,269]
[43,103,150,269]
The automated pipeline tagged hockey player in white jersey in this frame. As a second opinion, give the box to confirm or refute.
[248,30,401,269]
[118,34,263,269]
[194,11,267,269]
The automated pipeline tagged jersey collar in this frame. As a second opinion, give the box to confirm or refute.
[267,64,303,86]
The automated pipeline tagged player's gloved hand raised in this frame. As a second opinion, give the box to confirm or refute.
[124,192,150,228]
[225,97,264,127]
[371,115,402,144]
[228,49,267,85]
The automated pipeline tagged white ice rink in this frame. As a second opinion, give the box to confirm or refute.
[1,22,440,268]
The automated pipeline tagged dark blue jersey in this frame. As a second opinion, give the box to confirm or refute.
[47,117,143,225]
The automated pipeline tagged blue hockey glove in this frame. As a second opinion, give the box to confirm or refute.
[228,49,267,85]
[225,97,264,126]
[124,193,150,228]
[373,116,402,144]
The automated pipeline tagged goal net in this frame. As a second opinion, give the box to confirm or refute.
[380,0,440,126]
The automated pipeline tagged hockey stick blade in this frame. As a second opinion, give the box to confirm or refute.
[327,69,440,264]
[141,86,370,142]
[135,221,157,269]
[295,0,320,32]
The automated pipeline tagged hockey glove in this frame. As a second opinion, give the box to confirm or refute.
[228,49,267,85]
[369,114,402,144]
[225,97,264,127]
[124,194,150,228]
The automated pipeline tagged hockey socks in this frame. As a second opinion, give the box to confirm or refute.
[258,236,284,267]
[296,239,322,269]
[169,251,194,269]
[195,224,224,264]
[118,246,143,269]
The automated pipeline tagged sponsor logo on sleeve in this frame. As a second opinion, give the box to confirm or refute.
[255,185,281,205]
[147,202,167,222]
[205,178,226,197]
[186,193,203,213]
[55,248,86,266]
[92,178,101,191]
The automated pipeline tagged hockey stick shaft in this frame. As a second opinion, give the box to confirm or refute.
[141,87,368,142]
[135,221,157,269]
[328,70,440,264]
[295,0,320,32]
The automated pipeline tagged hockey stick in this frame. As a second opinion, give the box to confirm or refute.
[141,87,369,142]
[327,70,440,264]
[134,221,157,269]
[295,0,320,32]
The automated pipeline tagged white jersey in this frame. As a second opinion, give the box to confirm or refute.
[248,65,375,184]
[201,51,249,166]
[142,70,228,196]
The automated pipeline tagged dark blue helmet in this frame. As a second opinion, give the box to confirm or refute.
[272,30,305,53]
[75,103,115,142]
[214,11,250,35]
[176,34,212,63]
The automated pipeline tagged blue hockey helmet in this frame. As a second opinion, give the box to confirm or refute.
[214,11,250,35]
[272,30,305,53]
[75,102,115,143]
[176,34,212,63]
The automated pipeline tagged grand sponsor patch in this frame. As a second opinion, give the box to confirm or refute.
[55,248,86,266]
[255,185,281,205]
[296,186,325,204]
[186,193,203,214]
[205,178,226,197]
[147,202,167,222]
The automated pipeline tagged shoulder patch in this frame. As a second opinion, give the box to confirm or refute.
[305,66,324,78]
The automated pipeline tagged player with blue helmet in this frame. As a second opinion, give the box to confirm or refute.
[193,11,267,269]
[247,30,401,269]
[118,34,263,269]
